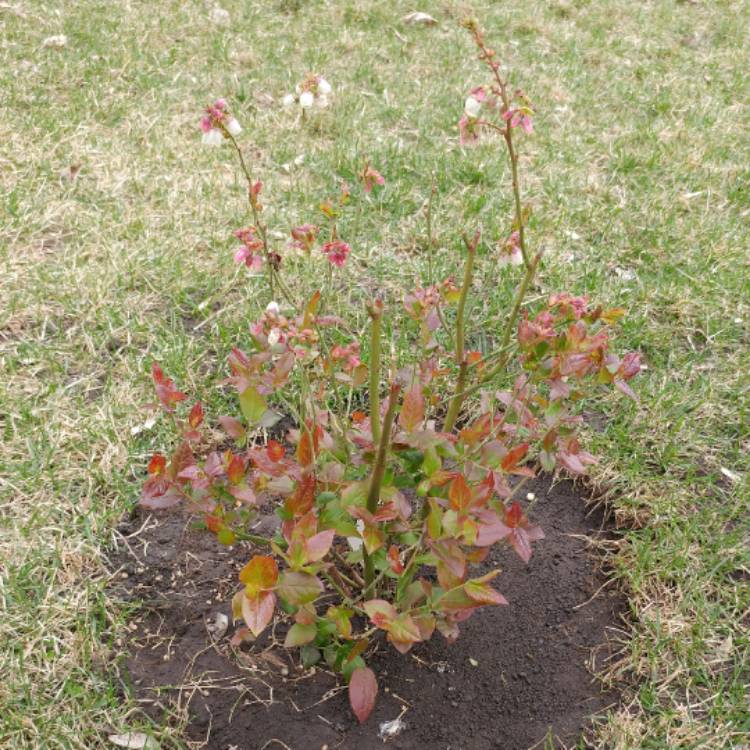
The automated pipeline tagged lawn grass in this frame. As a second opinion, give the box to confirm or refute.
[1,0,748,747]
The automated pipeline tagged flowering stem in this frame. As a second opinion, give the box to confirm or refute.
[443,232,478,432]
[466,21,532,271]
[363,383,401,595]
[225,132,296,305]
[504,127,531,270]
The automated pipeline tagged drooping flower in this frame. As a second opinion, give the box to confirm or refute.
[464,95,482,118]
[233,227,264,271]
[503,92,534,135]
[459,114,480,145]
[226,117,242,136]
[285,74,334,111]
[499,231,523,266]
[199,98,241,145]
[361,164,385,193]
[503,107,533,134]
[322,240,351,267]
[464,86,486,118]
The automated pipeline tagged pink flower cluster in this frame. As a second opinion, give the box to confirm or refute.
[361,165,385,193]
[322,240,350,267]
[199,98,241,145]
[290,224,319,255]
[233,227,264,272]
[330,342,361,371]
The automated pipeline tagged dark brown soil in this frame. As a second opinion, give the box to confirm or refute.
[111,476,624,750]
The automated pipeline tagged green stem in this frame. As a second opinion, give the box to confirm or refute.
[362,383,401,595]
[367,301,384,444]
[443,234,477,432]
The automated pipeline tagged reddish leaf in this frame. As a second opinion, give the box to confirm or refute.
[219,415,246,440]
[242,591,276,637]
[363,599,397,628]
[267,440,285,462]
[387,614,422,653]
[297,430,314,467]
[387,545,404,574]
[227,454,245,484]
[285,473,316,516]
[349,667,378,724]
[147,453,166,475]
[503,502,545,563]
[205,514,221,533]
[188,401,204,429]
[501,443,529,471]
[304,529,335,562]
[151,362,186,411]
[399,386,424,432]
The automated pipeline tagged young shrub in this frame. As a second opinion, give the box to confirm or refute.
[140,22,640,724]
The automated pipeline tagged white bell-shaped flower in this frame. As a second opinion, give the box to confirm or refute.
[464,95,482,118]
[226,117,242,136]
[202,128,224,146]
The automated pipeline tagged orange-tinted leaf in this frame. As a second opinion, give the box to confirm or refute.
[387,545,404,574]
[465,571,508,606]
[267,440,285,462]
[303,290,321,328]
[188,401,204,429]
[349,667,378,724]
[297,430,314,467]
[205,514,221,534]
[147,454,166,475]
[501,443,529,471]
[227,453,245,484]
[399,386,424,432]
[239,555,279,596]
[326,606,353,639]
[448,474,472,511]
[346,637,370,663]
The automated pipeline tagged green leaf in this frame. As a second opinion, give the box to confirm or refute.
[277,571,324,605]
[239,386,267,423]
[284,622,317,647]
[301,645,321,668]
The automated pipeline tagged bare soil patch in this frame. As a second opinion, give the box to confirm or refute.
[111,476,624,750]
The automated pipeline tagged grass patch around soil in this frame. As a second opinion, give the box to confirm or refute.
[1,0,748,747]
